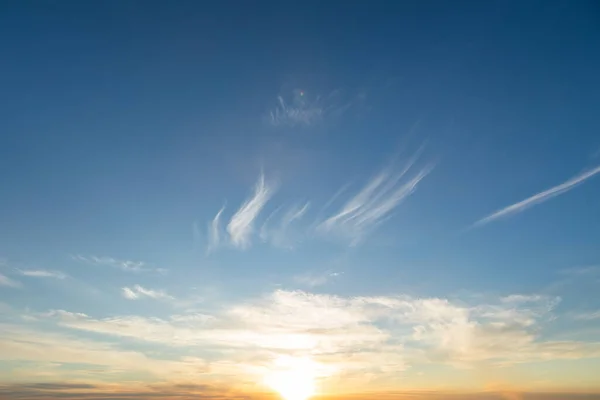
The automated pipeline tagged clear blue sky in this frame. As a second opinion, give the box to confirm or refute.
[1,1,600,398]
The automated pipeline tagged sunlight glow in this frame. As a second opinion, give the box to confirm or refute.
[264,356,317,400]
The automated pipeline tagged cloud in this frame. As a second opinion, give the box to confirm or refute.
[42,310,215,347]
[206,206,225,254]
[572,310,600,321]
[294,271,341,287]
[18,269,67,279]
[121,285,174,301]
[268,89,324,127]
[37,290,600,371]
[71,255,165,274]
[6,288,600,394]
[226,173,274,249]
[0,273,21,288]
[473,165,600,228]
[559,266,600,277]
[260,202,310,249]
[266,88,361,129]
[0,381,250,400]
[0,324,208,381]
[318,153,433,245]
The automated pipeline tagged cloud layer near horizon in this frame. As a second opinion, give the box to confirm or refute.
[3,287,600,393]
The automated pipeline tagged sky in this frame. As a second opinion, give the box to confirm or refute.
[1,1,600,399]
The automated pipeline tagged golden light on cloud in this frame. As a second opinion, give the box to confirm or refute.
[264,356,317,400]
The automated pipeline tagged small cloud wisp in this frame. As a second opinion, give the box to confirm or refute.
[268,90,323,127]
[121,285,174,301]
[18,270,67,279]
[206,206,225,254]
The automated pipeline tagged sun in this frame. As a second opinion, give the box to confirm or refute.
[264,356,316,400]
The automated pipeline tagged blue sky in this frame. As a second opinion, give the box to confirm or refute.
[1,1,600,399]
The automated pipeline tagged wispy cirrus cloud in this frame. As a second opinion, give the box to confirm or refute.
[267,88,358,128]
[572,310,600,321]
[0,273,21,288]
[206,206,225,254]
[18,269,67,279]
[472,165,600,228]
[260,202,310,249]
[224,173,274,250]
[318,152,433,245]
[268,89,324,127]
[71,255,165,274]
[121,285,174,301]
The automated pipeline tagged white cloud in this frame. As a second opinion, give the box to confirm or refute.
[572,310,600,321]
[318,153,433,245]
[267,88,359,129]
[121,287,139,299]
[37,289,600,373]
[206,206,225,254]
[44,310,215,347]
[260,202,310,249]
[226,173,274,249]
[294,271,341,287]
[0,324,208,381]
[268,90,324,127]
[18,269,67,279]
[121,285,174,301]
[473,165,600,228]
[72,255,166,274]
[0,273,20,288]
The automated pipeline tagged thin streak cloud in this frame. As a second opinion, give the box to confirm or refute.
[260,202,310,249]
[572,310,600,321]
[473,165,600,228]
[206,206,225,254]
[18,270,67,279]
[72,255,146,273]
[71,255,166,274]
[226,173,274,249]
[121,285,174,301]
[318,153,433,244]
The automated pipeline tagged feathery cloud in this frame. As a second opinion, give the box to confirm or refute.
[572,310,600,321]
[71,255,166,274]
[260,202,310,248]
[226,173,274,249]
[206,206,225,254]
[121,285,174,301]
[268,89,324,127]
[473,165,600,228]
[18,269,67,279]
[0,273,21,288]
[318,154,433,245]
[267,88,360,129]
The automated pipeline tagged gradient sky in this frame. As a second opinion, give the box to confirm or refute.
[1,1,600,399]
